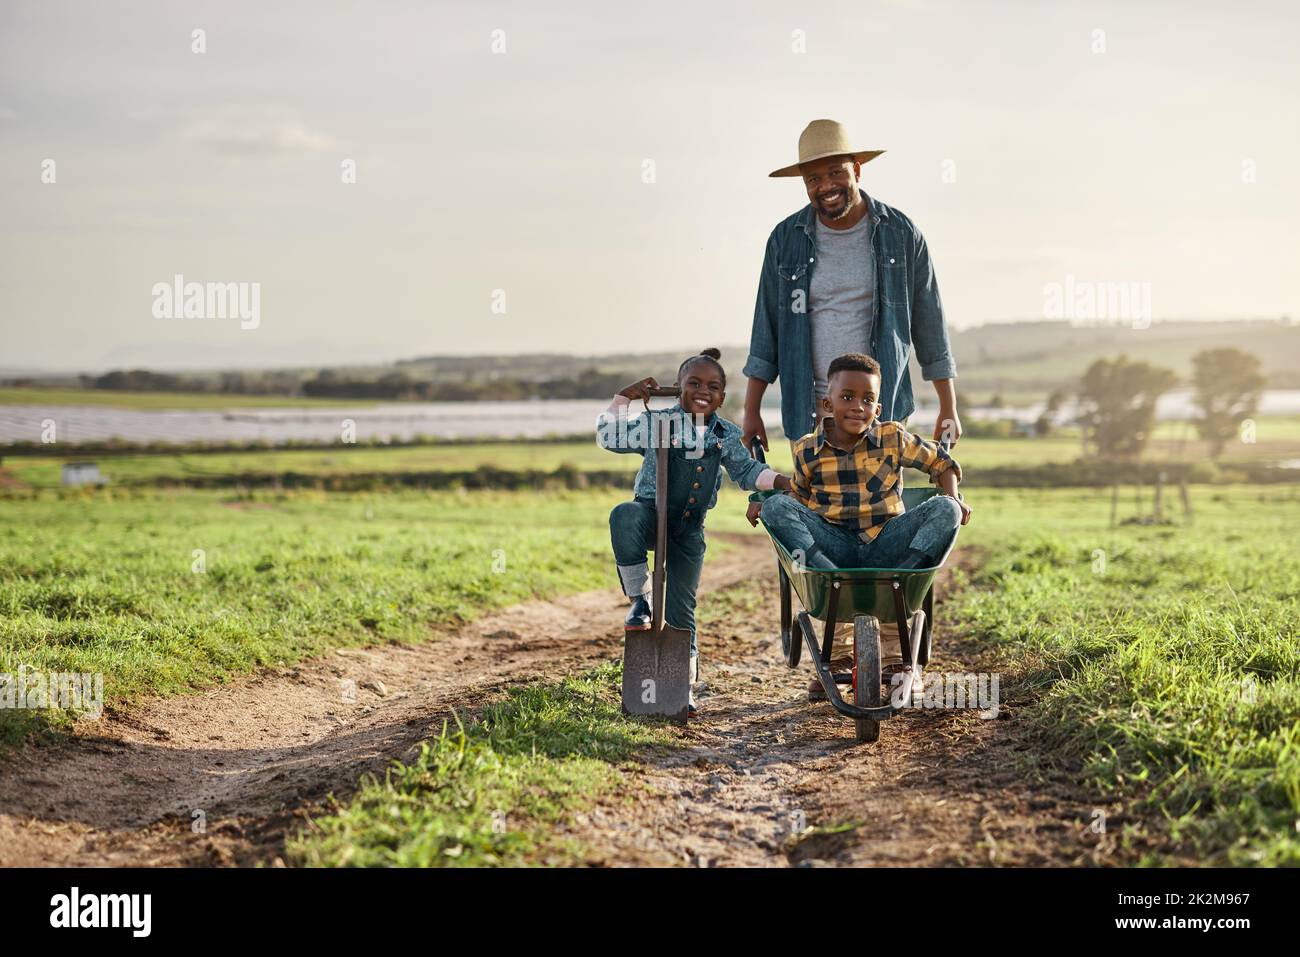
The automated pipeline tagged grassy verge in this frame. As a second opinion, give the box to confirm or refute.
[286,661,673,866]
[949,485,1300,865]
[0,487,750,744]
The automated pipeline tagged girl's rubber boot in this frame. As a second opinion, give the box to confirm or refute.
[624,594,652,631]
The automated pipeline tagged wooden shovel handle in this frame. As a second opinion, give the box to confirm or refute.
[651,442,668,635]
[647,383,681,633]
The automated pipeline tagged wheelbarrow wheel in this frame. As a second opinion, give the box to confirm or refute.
[853,614,882,743]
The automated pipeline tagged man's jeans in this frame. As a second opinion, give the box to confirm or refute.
[760,493,960,569]
[610,499,706,657]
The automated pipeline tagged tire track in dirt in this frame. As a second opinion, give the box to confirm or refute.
[0,534,765,867]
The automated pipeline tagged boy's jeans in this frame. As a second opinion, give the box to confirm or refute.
[609,499,706,658]
[760,493,961,569]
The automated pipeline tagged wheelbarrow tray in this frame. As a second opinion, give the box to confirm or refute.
[759,486,955,620]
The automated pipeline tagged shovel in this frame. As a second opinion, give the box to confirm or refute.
[621,385,692,723]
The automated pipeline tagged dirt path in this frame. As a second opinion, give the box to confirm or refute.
[0,533,1137,867]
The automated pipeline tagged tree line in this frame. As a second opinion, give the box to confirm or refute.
[70,368,633,401]
[1070,347,1266,459]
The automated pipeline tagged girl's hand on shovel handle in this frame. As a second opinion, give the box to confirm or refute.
[618,376,659,405]
[618,378,680,410]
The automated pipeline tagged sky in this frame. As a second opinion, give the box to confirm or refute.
[1,0,1297,372]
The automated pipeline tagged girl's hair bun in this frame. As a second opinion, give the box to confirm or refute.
[677,347,726,388]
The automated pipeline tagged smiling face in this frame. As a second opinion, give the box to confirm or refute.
[822,368,882,440]
[800,155,862,223]
[678,359,725,418]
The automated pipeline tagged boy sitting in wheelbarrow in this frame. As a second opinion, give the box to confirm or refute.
[752,352,971,699]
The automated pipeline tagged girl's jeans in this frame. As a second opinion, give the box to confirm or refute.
[610,499,706,658]
[760,493,961,568]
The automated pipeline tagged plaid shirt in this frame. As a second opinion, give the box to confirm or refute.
[790,417,962,543]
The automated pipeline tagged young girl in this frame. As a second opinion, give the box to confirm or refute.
[596,348,792,715]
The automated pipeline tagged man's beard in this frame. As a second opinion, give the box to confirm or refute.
[816,190,852,220]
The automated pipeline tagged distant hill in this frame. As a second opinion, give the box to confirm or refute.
[937,318,1299,399]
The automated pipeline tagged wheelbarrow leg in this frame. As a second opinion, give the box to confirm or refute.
[820,581,840,664]
[892,580,911,664]
[920,583,934,667]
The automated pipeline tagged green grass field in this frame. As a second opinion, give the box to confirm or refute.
[278,483,1300,867]
[3,465,1297,865]
[0,486,745,743]
[949,486,1300,865]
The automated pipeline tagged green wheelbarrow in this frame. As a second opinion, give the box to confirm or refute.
[750,454,960,743]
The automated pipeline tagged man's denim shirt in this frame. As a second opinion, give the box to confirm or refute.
[743,191,957,438]
[596,402,766,525]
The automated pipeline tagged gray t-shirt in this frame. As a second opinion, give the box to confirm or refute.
[810,212,875,399]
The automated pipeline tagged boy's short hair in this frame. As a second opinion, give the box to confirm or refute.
[826,353,881,383]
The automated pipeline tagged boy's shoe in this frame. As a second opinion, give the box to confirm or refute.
[624,595,652,631]
[895,548,936,570]
[803,545,838,570]
[688,655,699,717]
[807,653,853,701]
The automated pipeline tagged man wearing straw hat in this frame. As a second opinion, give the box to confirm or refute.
[741,119,961,456]
[742,119,960,702]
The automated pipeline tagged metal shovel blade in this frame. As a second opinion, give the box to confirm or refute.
[619,413,692,724]
[621,624,692,723]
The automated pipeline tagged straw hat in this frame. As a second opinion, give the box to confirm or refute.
[769,119,885,178]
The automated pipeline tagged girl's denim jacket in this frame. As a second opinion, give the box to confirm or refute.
[596,401,767,526]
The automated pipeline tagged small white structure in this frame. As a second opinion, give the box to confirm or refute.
[62,462,107,486]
